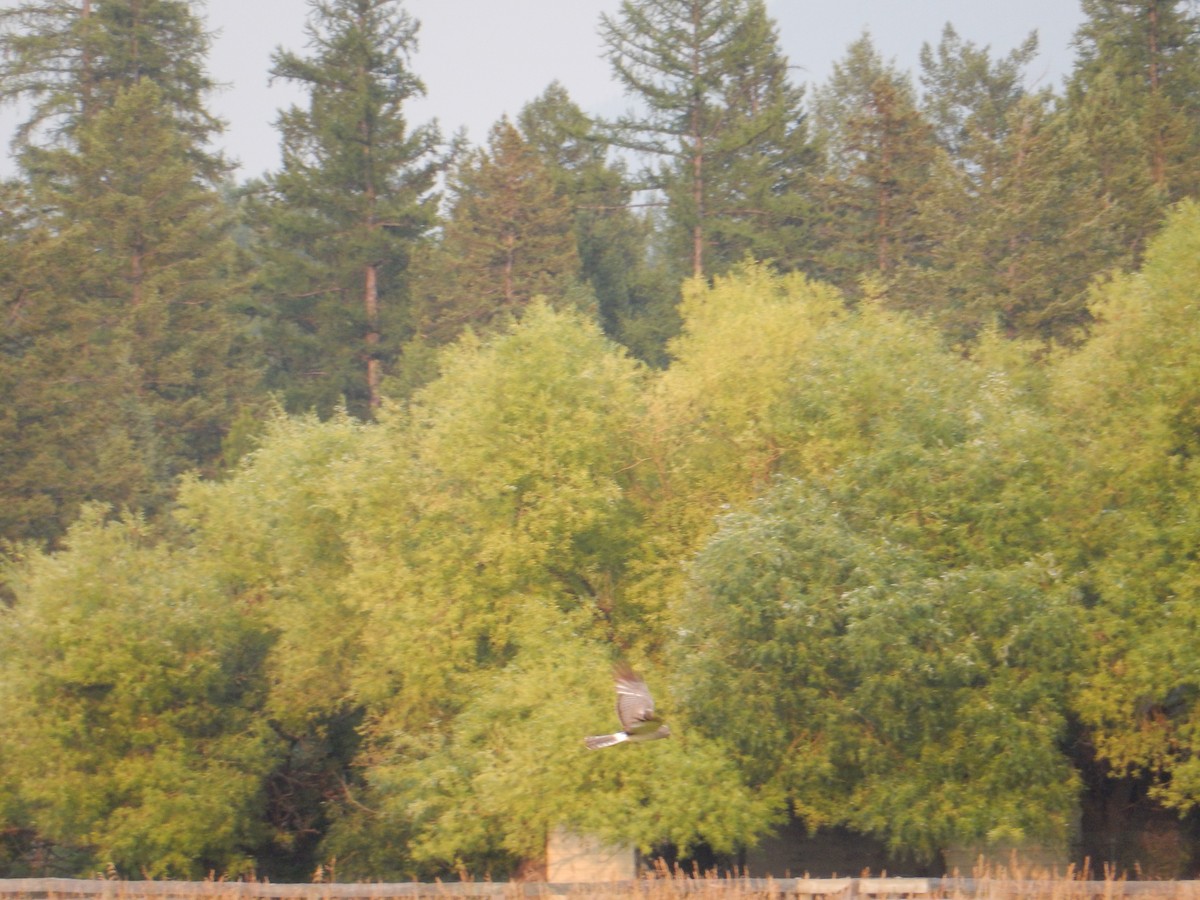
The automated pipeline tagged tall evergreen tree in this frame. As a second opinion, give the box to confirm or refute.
[413,118,580,343]
[903,96,1120,342]
[919,24,1039,168]
[0,0,225,176]
[251,0,443,418]
[517,83,676,365]
[0,2,253,546]
[692,0,815,273]
[810,34,940,287]
[0,81,255,544]
[0,180,132,546]
[1067,0,1200,252]
[598,0,810,279]
[50,81,254,480]
[899,26,1123,342]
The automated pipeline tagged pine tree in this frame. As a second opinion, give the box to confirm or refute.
[693,0,816,272]
[904,96,1121,342]
[0,180,140,546]
[896,26,1124,342]
[252,0,443,418]
[0,2,253,546]
[1067,0,1200,251]
[0,81,255,545]
[810,34,940,287]
[598,0,810,279]
[919,24,1039,169]
[415,118,580,343]
[517,83,674,364]
[0,0,225,176]
[54,81,255,477]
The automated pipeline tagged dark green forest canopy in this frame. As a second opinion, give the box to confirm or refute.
[3,0,1200,881]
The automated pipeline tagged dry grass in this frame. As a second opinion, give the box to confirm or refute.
[5,864,1200,900]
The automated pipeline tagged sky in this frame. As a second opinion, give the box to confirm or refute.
[1,0,1088,180]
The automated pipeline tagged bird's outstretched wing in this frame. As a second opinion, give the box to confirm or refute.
[583,732,628,750]
[614,663,658,734]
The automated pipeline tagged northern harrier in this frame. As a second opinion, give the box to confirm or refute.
[583,663,671,750]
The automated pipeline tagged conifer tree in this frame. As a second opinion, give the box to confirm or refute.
[599,0,810,279]
[517,83,675,365]
[810,34,940,287]
[900,26,1123,342]
[1067,0,1200,252]
[0,2,253,545]
[414,118,579,343]
[0,181,135,546]
[52,81,254,480]
[919,24,1039,169]
[690,0,815,272]
[0,0,225,176]
[904,97,1120,343]
[0,81,255,544]
[252,0,443,417]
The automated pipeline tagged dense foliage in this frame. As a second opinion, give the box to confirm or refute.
[4,0,1200,882]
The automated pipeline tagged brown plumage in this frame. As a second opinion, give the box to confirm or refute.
[584,663,671,750]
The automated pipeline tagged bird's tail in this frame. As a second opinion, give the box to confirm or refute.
[584,732,629,750]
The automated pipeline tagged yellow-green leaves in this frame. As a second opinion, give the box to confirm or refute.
[309,307,658,876]
[1054,202,1200,809]
[11,238,1200,875]
[178,412,365,727]
[678,481,1081,859]
[668,272,1080,856]
[0,508,277,877]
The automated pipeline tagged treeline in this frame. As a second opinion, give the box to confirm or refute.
[2,0,1200,882]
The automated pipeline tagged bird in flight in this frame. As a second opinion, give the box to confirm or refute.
[584,663,671,750]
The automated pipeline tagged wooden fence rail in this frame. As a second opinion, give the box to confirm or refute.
[4,879,1200,900]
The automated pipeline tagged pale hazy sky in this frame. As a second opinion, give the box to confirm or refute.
[1,0,1087,179]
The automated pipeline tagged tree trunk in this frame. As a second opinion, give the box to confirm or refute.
[364,263,381,411]
[1146,0,1167,192]
[504,231,516,306]
[692,159,704,279]
[130,248,144,308]
[80,0,93,122]
[690,0,705,279]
